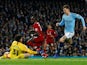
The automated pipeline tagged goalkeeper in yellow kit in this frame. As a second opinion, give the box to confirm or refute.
[0,35,38,59]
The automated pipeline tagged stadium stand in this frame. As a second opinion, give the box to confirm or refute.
[0,0,87,56]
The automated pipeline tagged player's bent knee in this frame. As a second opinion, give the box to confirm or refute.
[59,38,64,43]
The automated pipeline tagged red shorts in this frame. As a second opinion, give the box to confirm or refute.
[34,34,44,43]
[27,41,42,47]
[46,38,54,44]
[27,34,44,47]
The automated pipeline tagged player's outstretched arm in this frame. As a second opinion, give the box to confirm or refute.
[56,22,59,26]
[83,26,86,31]
[73,13,87,30]
[20,44,38,55]
[56,16,65,27]
[27,48,38,55]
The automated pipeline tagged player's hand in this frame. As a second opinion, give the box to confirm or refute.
[56,23,59,26]
[83,26,87,31]
[51,35,54,38]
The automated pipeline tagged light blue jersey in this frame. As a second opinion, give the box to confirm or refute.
[59,12,85,33]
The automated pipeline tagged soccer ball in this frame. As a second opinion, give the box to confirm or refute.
[4,52,10,58]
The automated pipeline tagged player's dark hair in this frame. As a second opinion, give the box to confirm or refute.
[47,23,55,29]
[63,5,70,9]
[15,34,22,42]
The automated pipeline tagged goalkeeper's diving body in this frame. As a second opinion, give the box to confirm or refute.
[56,5,86,44]
[0,35,38,59]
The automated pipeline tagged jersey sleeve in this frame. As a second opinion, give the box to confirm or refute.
[59,15,65,26]
[34,23,38,32]
[73,13,86,27]
[20,44,37,54]
[34,22,42,32]
[26,48,38,54]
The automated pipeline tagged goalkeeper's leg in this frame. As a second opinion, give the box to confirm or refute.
[15,53,31,59]
[0,52,10,59]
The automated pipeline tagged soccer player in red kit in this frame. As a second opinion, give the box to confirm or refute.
[46,25,57,45]
[27,18,48,58]
[32,21,44,44]
[27,17,44,48]
[44,24,57,55]
[27,17,48,58]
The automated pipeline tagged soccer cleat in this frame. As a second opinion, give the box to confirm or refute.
[36,48,45,54]
[36,48,41,52]
[36,48,48,58]
[53,53,58,58]
[41,53,48,58]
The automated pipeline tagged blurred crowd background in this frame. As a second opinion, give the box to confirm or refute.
[0,0,87,56]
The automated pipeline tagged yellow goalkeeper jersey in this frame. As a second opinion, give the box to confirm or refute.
[9,41,37,58]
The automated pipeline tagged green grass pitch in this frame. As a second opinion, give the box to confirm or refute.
[0,58,87,65]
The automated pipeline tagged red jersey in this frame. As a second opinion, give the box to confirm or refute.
[32,22,42,34]
[27,22,44,47]
[28,21,44,47]
[46,29,57,44]
[46,29,56,39]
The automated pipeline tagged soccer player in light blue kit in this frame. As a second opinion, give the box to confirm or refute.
[56,5,86,44]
